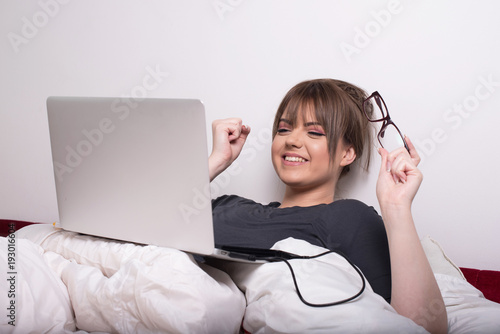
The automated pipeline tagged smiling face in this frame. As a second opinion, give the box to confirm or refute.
[271,107,353,196]
[270,79,371,206]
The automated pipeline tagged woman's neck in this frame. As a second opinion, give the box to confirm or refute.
[279,187,335,208]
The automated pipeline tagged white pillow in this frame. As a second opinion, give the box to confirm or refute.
[421,236,500,333]
[219,237,428,334]
[421,235,465,280]
[436,273,500,334]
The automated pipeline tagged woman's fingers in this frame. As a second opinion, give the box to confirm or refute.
[213,118,250,143]
[377,144,423,207]
[211,118,251,161]
[404,136,421,166]
[382,146,417,184]
[378,148,397,183]
[209,118,251,181]
[224,119,243,141]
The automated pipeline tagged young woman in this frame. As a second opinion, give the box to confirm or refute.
[208,79,447,333]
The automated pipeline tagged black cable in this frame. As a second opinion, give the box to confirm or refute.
[261,250,366,307]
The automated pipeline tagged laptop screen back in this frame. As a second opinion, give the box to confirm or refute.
[47,97,215,255]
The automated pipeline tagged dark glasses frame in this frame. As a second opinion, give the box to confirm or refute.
[363,91,410,152]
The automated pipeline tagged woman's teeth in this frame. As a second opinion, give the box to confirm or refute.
[285,156,306,162]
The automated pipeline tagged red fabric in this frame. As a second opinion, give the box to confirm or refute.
[0,220,40,237]
[460,267,500,304]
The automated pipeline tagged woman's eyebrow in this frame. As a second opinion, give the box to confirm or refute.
[279,119,322,127]
[304,121,322,127]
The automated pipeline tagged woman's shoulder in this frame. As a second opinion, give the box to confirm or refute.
[328,198,382,220]
[212,194,267,208]
[332,198,375,209]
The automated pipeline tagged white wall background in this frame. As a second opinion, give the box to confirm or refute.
[1,0,499,270]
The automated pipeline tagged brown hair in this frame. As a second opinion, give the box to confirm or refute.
[272,78,374,177]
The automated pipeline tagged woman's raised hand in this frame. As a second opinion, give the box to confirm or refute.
[376,136,423,211]
[208,118,251,181]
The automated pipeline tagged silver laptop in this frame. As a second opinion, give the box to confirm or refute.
[47,96,287,262]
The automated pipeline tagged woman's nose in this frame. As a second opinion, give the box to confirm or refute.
[285,130,303,148]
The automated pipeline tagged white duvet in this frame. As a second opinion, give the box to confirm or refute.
[1,225,500,333]
[1,225,245,333]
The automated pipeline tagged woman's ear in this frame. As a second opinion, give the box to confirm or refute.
[339,146,356,167]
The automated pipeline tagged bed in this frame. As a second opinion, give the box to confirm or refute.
[1,219,499,333]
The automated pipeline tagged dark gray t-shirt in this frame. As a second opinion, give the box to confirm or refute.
[212,195,392,302]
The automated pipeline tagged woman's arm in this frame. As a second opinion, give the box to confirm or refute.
[208,118,250,181]
[376,137,447,334]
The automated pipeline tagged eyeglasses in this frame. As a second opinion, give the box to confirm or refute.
[363,91,409,152]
